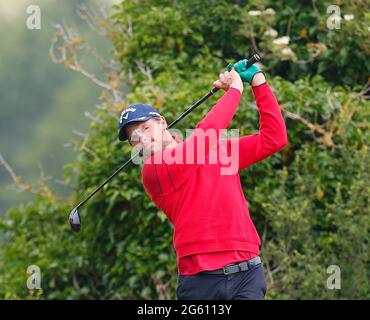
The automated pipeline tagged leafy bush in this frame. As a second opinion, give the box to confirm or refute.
[0,0,368,299]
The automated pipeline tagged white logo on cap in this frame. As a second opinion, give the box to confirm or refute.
[149,112,160,116]
[120,107,136,123]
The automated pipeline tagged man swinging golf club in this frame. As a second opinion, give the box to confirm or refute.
[117,59,288,300]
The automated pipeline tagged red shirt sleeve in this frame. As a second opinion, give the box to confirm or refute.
[225,82,288,171]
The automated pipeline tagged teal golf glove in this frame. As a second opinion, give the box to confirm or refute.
[227,59,262,84]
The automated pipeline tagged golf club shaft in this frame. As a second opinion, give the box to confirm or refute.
[74,53,261,210]
[75,150,141,210]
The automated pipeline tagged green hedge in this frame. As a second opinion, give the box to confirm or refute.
[0,0,368,299]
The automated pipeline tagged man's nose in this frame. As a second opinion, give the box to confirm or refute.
[138,133,149,144]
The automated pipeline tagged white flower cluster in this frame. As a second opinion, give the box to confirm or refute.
[247,10,261,16]
[264,28,278,37]
[343,14,354,21]
[281,48,295,58]
[269,36,295,59]
[248,8,276,16]
[264,8,276,16]
[272,36,290,45]
[334,14,354,22]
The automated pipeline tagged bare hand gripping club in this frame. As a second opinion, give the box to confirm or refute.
[69,53,261,232]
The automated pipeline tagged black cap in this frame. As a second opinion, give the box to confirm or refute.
[118,103,161,141]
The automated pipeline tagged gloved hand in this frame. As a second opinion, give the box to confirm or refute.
[227,59,262,84]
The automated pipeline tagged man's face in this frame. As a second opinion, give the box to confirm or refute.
[125,117,167,156]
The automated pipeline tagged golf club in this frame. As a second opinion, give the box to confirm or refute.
[69,53,261,232]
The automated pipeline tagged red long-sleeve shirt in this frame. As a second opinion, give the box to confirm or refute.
[142,83,288,275]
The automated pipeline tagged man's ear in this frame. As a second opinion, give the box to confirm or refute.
[159,116,168,129]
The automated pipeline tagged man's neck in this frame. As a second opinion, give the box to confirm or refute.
[161,130,179,151]
[164,138,178,151]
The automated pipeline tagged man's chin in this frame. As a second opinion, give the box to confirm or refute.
[141,144,163,157]
[150,144,164,155]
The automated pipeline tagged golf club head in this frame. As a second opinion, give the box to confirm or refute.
[69,207,81,232]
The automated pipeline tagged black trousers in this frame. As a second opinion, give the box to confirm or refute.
[176,263,267,300]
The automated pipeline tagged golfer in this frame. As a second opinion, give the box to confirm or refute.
[118,60,288,300]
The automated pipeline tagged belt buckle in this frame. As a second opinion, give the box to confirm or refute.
[223,264,240,275]
[222,266,229,275]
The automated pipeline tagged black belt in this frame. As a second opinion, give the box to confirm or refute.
[200,256,262,275]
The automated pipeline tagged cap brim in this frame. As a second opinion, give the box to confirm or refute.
[118,116,155,141]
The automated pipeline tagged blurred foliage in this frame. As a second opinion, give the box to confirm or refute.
[0,0,108,216]
[0,0,369,299]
